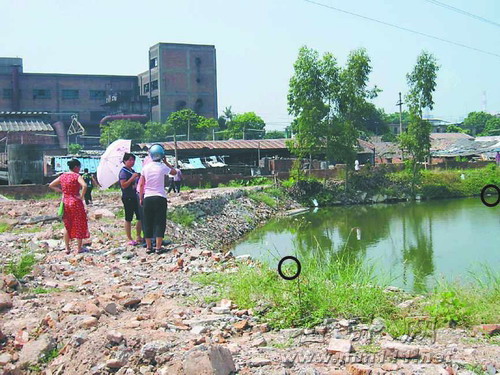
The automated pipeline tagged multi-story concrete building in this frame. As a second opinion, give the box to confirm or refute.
[0,42,218,146]
[138,43,218,122]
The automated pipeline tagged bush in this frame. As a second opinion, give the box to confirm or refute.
[4,252,37,279]
[168,208,196,227]
[247,191,277,208]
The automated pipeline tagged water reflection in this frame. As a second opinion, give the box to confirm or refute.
[232,198,499,292]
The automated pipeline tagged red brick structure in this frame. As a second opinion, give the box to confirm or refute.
[138,43,218,122]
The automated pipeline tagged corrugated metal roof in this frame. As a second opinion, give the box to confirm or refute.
[0,120,53,132]
[138,138,375,153]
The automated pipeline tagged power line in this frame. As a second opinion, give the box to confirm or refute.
[422,0,500,28]
[303,0,500,59]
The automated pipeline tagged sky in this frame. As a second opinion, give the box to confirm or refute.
[2,0,499,130]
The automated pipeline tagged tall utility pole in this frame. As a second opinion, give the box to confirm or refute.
[396,92,404,135]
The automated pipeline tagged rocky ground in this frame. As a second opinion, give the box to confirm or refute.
[0,187,498,375]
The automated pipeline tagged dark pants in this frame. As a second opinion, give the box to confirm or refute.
[168,180,181,194]
[143,196,167,239]
[84,187,93,204]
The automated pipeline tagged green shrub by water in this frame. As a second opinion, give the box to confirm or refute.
[247,191,277,208]
[193,256,499,335]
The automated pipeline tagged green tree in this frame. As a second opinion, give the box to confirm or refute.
[287,46,378,186]
[264,130,286,139]
[399,51,440,196]
[445,124,465,133]
[287,46,331,163]
[483,117,500,136]
[462,111,493,135]
[197,117,219,139]
[167,109,200,140]
[227,112,266,139]
[143,122,167,142]
[68,143,82,154]
[100,120,145,147]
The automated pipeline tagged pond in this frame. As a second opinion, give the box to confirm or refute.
[232,197,500,292]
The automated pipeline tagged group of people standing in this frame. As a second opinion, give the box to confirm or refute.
[49,145,182,255]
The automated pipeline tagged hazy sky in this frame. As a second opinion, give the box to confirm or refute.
[2,0,499,130]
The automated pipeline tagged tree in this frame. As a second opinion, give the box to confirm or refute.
[445,124,465,133]
[68,143,82,154]
[197,117,219,139]
[143,122,167,142]
[264,130,286,139]
[227,112,266,139]
[287,46,378,186]
[462,111,493,135]
[399,51,440,196]
[483,117,500,136]
[100,120,145,147]
[287,47,331,162]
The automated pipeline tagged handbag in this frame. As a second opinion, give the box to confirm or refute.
[58,200,64,217]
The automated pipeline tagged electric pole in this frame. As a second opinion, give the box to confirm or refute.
[396,92,404,135]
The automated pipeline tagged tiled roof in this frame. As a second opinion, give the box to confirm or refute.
[0,120,53,132]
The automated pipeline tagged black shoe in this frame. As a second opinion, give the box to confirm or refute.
[146,247,155,254]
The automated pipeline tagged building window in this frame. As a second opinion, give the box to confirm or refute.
[3,88,12,99]
[175,100,186,111]
[33,89,51,99]
[151,96,159,106]
[144,83,149,94]
[62,89,79,100]
[90,111,107,122]
[90,90,106,99]
[194,98,203,113]
[150,58,158,69]
[150,80,158,91]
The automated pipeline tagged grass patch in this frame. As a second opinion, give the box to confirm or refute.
[116,208,125,219]
[0,221,11,233]
[192,255,500,335]
[193,254,399,329]
[168,208,196,227]
[3,252,37,279]
[247,191,277,208]
[12,225,43,234]
[31,287,61,294]
[220,177,272,188]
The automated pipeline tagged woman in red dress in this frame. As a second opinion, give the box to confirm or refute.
[49,159,90,254]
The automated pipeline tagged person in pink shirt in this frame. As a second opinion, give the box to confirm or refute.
[139,144,177,254]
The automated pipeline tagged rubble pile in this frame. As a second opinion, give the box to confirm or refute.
[0,187,498,374]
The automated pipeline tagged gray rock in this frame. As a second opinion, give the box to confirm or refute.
[191,325,208,335]
[18,333,56,367]
[0,292,13,310]
[71,331,88,346]
[183,345,236,375]
[370,317,386,333]
[104,302,118,315]
[122,251,135,260]
[107,330,124,344]
[381,341,420,359]
[326,338,353,354]
[0,352,12,365]
[140,341,174,361]
[248,357,272,367]
[212,307,230,314]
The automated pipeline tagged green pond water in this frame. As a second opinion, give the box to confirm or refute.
[232,197,500,292]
